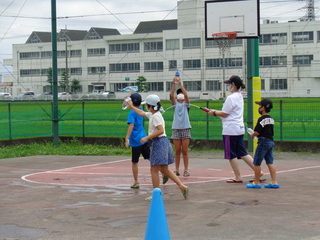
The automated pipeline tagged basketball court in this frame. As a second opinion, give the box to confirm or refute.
[1,153,320,239]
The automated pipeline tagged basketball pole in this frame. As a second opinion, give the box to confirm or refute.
[246,38,260,152]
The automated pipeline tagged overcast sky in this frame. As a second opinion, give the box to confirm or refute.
[0,0,319,79]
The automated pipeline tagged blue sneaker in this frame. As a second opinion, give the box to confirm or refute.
[246,183,261,189]
[264,183,280,188]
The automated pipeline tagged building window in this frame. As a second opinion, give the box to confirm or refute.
[206,81,221,91]
[86,32,100,40]
[183,38,201,49]
[206,58,242,68]
[148,82,164,91]
[109,43,140,53]
[20,69,40,76]
[41,51,52,59]
[205,38,243,48]
[259,33,287,44]
[144,62,163,72]
[112,83,132,92]
[57,50,67,58]
[166,39,179,50]
[260,56,287,66]
[28,35,41,43]
[88,67,106,74]
[144,42,163,52]
[70,50,82,58]
[87,48,105,56]
[293,55,313,65]
[183,81,201,91]
[183,59,201,70]
[109,63,140,72]
[292,31,313,43]
[270,79,287,90]
[166,80,201,91]
[70,68,82,75]
[261,79,265,90]
[168,60,177,71]
[318,31,320,42]
[20,52,40,59]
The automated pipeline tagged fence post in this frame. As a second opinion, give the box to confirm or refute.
[280,100,283,141]
[8,102,12,140]
[82,101,85,137]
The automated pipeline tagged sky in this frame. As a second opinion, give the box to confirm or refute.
[0,0,319,81]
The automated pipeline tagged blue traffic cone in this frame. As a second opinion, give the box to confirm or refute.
[144,188,170,240]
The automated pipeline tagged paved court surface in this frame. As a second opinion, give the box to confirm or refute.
[0,152,320,240]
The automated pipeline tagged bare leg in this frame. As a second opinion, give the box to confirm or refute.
[267,164,278,185]
[173,139,182,173]
[181,138,190,172]
[241,154,264,177]
[150,165,161,188]
[160,165,187,193]
[229,158,242,181]
[132,162,138,183]
[253,165,261,185]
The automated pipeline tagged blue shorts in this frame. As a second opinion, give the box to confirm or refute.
[150,137,174,166]
[253,137,275,166]
[223,135,248,160]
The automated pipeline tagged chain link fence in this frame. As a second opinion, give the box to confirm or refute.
[0,99,319,142]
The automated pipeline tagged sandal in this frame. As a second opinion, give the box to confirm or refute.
[183,186,189,199]
[162,175,169,185]
[145,196,152,201]
[183,171,190,177]
[174,171,180,176]
[130,182,140,189]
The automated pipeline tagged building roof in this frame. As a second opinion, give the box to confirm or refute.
[85,27,121,40]
[26,31,52,44]
[57,30,88,42]
[133,19,178,34]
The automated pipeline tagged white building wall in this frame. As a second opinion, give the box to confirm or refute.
[3,1,320,99]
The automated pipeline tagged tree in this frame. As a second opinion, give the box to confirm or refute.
[136,76,148,92]
[71,78,81,93]
[59,71,69,91]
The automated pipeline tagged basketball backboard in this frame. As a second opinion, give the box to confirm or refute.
[205,0,260,40]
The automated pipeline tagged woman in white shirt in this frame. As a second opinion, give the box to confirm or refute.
[206,75,263,183]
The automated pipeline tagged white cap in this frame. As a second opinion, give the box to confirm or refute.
[177,93,184,100]
[141,94,160,106]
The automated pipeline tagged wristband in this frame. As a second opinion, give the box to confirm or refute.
[213,111,217,116]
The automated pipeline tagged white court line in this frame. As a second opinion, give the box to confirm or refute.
[21,159,320,186]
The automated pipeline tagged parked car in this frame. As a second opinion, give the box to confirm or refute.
[0,92,13,101]
[98,91,116,100]
[82,91,116,100]
[58,92,79,100]
[14,91,35,101]
[35,92,52,101]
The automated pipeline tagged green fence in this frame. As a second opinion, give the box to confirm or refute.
[0,99,319,141]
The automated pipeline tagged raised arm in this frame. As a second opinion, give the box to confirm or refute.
[177,79,189,103]
[170,78,176,105]
[126,100,147,117]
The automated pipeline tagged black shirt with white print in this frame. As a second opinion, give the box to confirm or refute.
[254,115,274,141]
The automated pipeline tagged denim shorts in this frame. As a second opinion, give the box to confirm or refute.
[253,137,275,166]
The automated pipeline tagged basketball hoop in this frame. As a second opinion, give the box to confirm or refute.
[212,32,237,54]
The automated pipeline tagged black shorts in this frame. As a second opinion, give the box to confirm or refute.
[132,142,150,163]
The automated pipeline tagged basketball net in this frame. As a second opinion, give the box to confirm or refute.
[212,32,237,55]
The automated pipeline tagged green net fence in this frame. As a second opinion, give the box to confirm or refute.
[0,99,319,141]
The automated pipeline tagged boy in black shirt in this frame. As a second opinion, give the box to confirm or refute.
[247,99,280,189]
